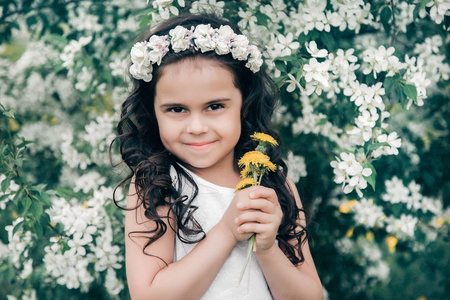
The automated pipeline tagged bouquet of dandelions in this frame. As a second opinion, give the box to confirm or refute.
[235,132,278,286]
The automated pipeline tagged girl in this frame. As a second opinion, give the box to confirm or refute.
[113,13,322,300]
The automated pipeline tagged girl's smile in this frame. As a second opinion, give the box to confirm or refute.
[184,141,217,151]
[154,58,242,185]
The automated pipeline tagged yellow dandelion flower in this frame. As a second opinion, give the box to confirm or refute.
[251,132,278,146]
[235,178,256,191]
[238,151,270,168]
[262,160,277,172]
[240,165,250,178]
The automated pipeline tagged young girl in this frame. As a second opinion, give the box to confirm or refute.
[114,13,322,300]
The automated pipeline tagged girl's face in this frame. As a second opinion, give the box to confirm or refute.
[154,58,242,178]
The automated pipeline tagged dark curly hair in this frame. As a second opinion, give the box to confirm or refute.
[111,13,308,266]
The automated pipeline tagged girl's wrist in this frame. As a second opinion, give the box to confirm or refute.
[213,222,239,249]
[254,242,278,260]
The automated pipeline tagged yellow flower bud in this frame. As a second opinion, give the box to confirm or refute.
[339,200,358,214]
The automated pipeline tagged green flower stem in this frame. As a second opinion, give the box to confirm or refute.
[238,234,256,285]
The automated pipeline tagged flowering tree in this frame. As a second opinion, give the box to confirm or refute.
[1,0,449,299]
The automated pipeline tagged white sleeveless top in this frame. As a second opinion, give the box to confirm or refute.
[171,166,273,300]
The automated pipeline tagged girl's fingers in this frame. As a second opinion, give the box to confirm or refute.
[237,199,273,213]
[235,210,272,226]
[237,222,276,237]
[247,186,279,205]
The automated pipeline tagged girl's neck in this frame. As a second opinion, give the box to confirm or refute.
[179,162,241,189]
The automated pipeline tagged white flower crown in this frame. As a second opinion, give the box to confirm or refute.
[129,24,263,82]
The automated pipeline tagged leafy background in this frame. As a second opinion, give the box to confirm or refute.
[0,0,449,299]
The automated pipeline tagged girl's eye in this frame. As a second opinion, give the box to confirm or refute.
[168,107,185,113]
[207,103,224,111]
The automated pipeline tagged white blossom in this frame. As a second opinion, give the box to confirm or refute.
[385,214,418,240]
[306,41,328,58]
[353,198,385,228]
[286,151,307,183]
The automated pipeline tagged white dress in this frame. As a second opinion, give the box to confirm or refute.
[171,166,273,300]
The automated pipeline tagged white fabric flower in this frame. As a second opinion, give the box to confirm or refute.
[128,24,264,81]
[214,25,235,55]
[231,35,250,61]
[246,45,263,72]
[169,26,191,53]
[147,35,170,65]
[193,24,216,52]
[130,42,150,67]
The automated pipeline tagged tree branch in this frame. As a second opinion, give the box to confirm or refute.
[390,0,397,46]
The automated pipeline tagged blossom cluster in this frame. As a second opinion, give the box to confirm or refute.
[129,24,263,81]
[330,153,372,197]
[43,186,124,294]
[338,176,444,243]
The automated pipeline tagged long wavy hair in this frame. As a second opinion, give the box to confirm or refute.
[111,13,308,266]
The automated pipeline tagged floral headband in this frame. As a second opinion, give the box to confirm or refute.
[129,24,263,82]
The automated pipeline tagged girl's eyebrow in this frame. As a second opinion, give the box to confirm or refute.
[159,98,231,108]
[205,98,231,105]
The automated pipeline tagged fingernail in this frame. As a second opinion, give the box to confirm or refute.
[237,203,244,209]
[249,192,255,198]
[234,218,239,224]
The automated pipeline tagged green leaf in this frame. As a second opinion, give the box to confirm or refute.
[396,84,406,107]
[320,32,336,51]
[32,183,47,193]
[383,75,399,93]
[367,142,390,152]
[39,192,53,207]
[316,118,328,126]
[14,157,23,168]
[403,84,417,103]
[30,200,44,221]
[105,203,116,219]
[363,163,377,191]
[380,6,392,34]
[137,7,157,16]
[26,15,38,28]
[255,12,271,28]
[13,190,23,206]
[139,14,153,29]
[1,176,10,193]
[274,75,287,87]
[2,108,15,119]
[34,220,43,239]
[413,0,432,20]
[55,187,80,199]
[296,69,303,81]
[274,60,287,73]
[22,196,32,212]
[274,55,298,62]
[12,220,24,236]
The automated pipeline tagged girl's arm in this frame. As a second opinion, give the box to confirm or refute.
[235,180,323,300]
[125,180,251,300]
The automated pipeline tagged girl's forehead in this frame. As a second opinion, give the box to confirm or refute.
[154,58,241,105]
[160,57,230,77]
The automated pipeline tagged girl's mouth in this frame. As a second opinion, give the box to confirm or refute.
[185,141,216,151]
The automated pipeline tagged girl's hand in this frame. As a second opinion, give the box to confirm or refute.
[219,187,257,244]
[234,186,283,252]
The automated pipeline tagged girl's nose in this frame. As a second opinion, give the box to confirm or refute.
[186,114,208,134]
